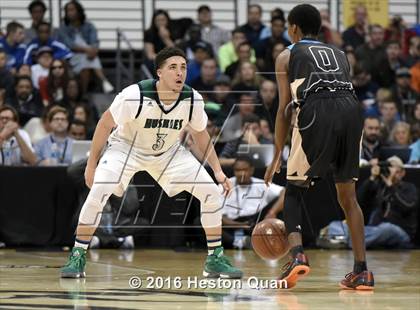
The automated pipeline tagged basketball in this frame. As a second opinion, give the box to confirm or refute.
[251,218,290,260]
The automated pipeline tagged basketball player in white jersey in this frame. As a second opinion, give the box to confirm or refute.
[61,47,243,279]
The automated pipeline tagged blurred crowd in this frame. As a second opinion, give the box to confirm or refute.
[0,1,419,168]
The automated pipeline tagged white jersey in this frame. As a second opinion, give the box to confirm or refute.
[109,79,207,155]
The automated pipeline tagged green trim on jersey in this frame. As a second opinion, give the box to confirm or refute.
[136,79,194,120]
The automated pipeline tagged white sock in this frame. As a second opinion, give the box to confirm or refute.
[74,238,90,250]
[207,238,222,255]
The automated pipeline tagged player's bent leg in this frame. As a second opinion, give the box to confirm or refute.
[61,169,123,279]
[335,181,374,290]
[196,182,243,279]
[279,181,310,288]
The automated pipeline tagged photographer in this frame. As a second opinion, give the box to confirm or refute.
[323,156,418,249]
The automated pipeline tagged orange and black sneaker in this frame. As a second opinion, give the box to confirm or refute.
[340,271,374,290]
[278,253,310,289]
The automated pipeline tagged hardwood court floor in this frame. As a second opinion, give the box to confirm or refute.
[0,249,419,309]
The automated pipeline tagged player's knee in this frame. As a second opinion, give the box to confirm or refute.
[200,200,222,228]
[337,190,357,210]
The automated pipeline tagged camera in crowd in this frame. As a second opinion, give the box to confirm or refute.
[378,161,391,177]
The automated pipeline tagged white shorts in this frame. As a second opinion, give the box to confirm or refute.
[95,141,222,199]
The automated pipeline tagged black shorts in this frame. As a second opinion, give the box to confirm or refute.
[286,91,363,183]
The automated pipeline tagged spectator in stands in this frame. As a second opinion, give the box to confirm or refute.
[57,0,113,94]
[380,100,400,141]
[361,116,385,163]
[405,36,420,67]
[260,118,273,142]
[39,59,70,106]
[218,28,256,72]
[221,156,285,248]
[344,45,357,77]
[220,93,257,142]
[24,0,47,44]
[391,67,418,122]
[410,58,420,93]
[374,41,406,88]
[352,64,379,114]
[324,156,418,249]
[364,88,394,118]
[413,101,420,124]
[342,4,368,49]
[68,119,87,140]
[178,24,213,61]
[0,21,26,72]
[231,61,262,97]
[355,24,386,76]
[31,47,53,89]
[144,10,175,64]
[72,103,96,139]
[220,113,271,166]
[390,121,412,147]
[318,9,342,46]
[35,105,73,165]
[0,105,37,165]
[213,75,235,126]
[0,49,14,105]
[24,21,73,65]
[255,16,289,66]
[238,4,267,50]
[63,78,82,108]
[185,41,212,84]
[385,15,414,56]
[197,5,230,54]
[5,75,43,126]
[261,41,287,82]
[225,41,252,79]
[256,79,278,131]
[191,58,218,100]
[17,64,32,77]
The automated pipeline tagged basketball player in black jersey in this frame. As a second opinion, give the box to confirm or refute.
[264,4,374,290]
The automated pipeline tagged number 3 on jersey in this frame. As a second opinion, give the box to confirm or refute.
[309,46,340,72]
[152,133,167,151]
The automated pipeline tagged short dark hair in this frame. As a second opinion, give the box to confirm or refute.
[237,41,251,51]
[36,21,51,31]
[0,105,19,123]
[197,5,210,13]
[234,155,254,168]
[242,113,260,126]
[6,21,24,36]
[28,0,47,13]
[69,118,87,130]
[386,40,400,48]
[248,4,262,14]
[64,0,86,25]
[287,4,321,37]
[271,15,285,24]
[231,27,246,36]
[155,47,187,70]
[15,75,33,87]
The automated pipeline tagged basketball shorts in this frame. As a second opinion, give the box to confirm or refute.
[95,140,222,198]
[287,91,364,183]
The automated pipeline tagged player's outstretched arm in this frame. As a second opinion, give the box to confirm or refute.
[84,109,116,188]
[189,128,233,196]
[264,49,292,185]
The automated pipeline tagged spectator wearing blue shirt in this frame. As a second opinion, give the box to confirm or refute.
[35,106,73,165]
[24,22,73,65]
[0,22,26,71]
[409,139,420,164]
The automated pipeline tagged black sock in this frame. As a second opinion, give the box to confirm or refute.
[291,245,304,258]
[353,261,367,274]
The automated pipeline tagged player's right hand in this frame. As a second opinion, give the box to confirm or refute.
[264,158,282,186]
[84,166,96,189]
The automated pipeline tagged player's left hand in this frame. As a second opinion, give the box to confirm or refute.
[214,170,233,197]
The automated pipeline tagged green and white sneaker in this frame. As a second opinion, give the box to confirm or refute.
[203,247,243,279]
[60,247,87,278]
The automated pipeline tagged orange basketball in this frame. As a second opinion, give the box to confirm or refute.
[251,218,290,260]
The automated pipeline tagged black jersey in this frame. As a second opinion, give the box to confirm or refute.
[288,39,354,106]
